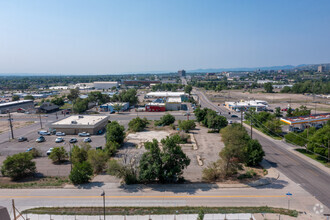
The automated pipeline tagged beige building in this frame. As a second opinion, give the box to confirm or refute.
[317,65,324,73]
[50,115,109,135]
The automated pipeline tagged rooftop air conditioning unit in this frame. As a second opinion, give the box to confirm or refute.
[78,115,84,118]
[71,121,77,124]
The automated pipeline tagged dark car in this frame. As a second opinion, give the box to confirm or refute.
[231,114,238,118]
[69,138,78,143]
[18,137,28,142]
[36,136,46,143]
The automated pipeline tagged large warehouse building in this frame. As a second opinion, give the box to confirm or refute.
[0,100,34,114]
[93,81,119,90]
[50,115,109,135]
[145,92,188,102]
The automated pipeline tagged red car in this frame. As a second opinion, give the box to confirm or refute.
[281,108,288,111]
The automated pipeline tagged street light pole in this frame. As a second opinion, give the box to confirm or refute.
[101,190,106,220]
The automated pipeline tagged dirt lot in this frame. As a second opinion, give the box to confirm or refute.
[206,89,330,113]
[0,120,35,134]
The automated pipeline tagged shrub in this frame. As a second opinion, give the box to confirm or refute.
[202,162,221,182]
[178,120,196,133]
[28,148,41,158]
[105,141,120,157]
[107,159,123,176]
[157,114,175,126]
[128,117,148,132]
[71,144,90,164]
[87,149,108,174]
[69,161,93,184]
[1,153,36,180]
[49,147,68,163]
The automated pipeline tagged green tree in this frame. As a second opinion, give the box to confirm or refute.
[160,136,191,183]
[194,107,209,123]
[24,95,35,100]
[139,139,162,182]
[73,98,88,113]
[244,139,265,166]
[207,114,228,131]
[105,141,120,157]
[1,153,36,180]
[157,113,175,126]
[264,119,282,135]
[49,147,68,163]
[292,105,311,117]
[184,85,193,95]
[287,107,294,117]
[69,161,93,184]
[274,107,282,117]
[264,82,273,93]
[112,103,122,113]
[87,149,108,174]
[106,121,125,144]
[128,117,148,132]
[178,120,196,133]
[71,144,90,164]
[12,95,20,101]
[51,97,65,106]
[67,88,80,101]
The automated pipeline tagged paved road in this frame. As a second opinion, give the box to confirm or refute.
[194,89,330,210]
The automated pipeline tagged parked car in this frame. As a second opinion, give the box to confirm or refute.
[78,132,90,137]
[228,120,233,124]
[18,136,28,142]
[290,127,303,133]
[69,138,78,143]
[36,136,45,143]
[46,148,54,156]
[314,124,323,129]
[281,108,288,112]
[26,147,35,152]
[56,132,66,136]
[55,137,64,143]
[231,114,238,118]
[38,130,50,135]
[83,137,92,143]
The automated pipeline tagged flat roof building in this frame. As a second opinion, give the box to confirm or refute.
[0,100,34,114]
[225,100,268,112]
[50,115,109,135]
[93,81,119,90]
[178,70,186,77]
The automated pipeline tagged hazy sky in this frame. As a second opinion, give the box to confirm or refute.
[1,0,330,74]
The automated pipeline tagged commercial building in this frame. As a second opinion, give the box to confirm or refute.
[123,80,160,87]
[38,102,59,113]
[166,97,183,111]
[50,115,109,135]
[317,65,324,73]
[178,69,186,77]
[280,113,330,127]
[93,81,119,90]
[226,72,248,79]
[225,100,268,112]
[99,102,129,113]
[145,92,188,102]
[272,84,293,89]
[257,80,276,84]
[0,100,34,114]
[145,103,166,112]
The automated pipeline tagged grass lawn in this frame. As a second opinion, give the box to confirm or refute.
[295,149,330,168]
[23,206,298,217]
[0,176,70,188]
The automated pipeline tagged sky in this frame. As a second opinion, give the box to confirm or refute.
[0,0,330,74]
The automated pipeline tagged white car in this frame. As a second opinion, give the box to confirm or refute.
[83,137,92,143]
[78,132,90,137]
[56,132,66,136]
[55,137,64,143]
[46,148,53,156]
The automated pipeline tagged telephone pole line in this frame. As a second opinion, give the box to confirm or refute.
[39,112,43,129]
[8,111,14,139]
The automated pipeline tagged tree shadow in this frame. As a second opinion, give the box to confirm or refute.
[118,182,219,194]
[76,181,105,189]
[252,179,289,189]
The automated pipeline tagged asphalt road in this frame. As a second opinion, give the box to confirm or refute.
[194,89,330,209]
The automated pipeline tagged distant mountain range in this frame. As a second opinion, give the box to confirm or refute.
[189,63,330,73]
[0,63,328,76]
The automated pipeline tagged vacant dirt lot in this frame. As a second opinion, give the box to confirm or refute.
[0,121,35,134]
[206,89,330,113]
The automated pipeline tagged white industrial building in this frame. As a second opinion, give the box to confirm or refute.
[50,115,109,135]
[166,97,183,111]
[93,81,119,90]
[225,100,268,112]
[0,100,34,114]
[145,92,188,101]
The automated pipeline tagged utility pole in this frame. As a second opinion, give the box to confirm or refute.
[8,111,14,139]
[39,112,43,129]
[240,108,243,127]
[250,120,253,138]
[12,199,16,220]
[328,139,330,163]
